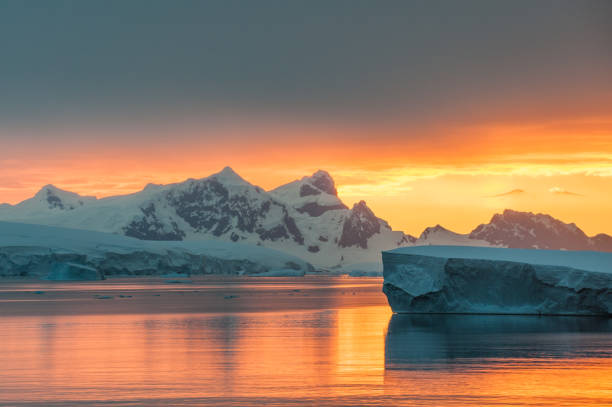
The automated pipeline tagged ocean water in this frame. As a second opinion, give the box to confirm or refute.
[0,277,610,406]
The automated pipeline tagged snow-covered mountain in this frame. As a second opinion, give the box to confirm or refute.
[415,224,491,247]
[5,184,97,218]
[412,210,612,252]
[469,209,612,251]
[2,170,611,269]
[0,167,414,267]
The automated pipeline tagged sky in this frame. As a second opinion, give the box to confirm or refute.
[1,0,611,236]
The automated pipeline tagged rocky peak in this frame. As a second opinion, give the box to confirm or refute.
[419,224,452,240]
[338,201,381,249]
[141,169,305,245]
[33,185,94,210]
[34,184,64,198]
[399,234,417,245]
[351,200,374,216]
[494,210,585,236]
[470,209,591,250]
[143,183,163,192]
[308,170,337,196]
[210,166,251,186]
[591,233,612,251]
[271,169,340,201]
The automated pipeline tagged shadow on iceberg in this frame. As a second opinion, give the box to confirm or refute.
[385,314,612,371]
[382,247,612,316]
[46,262,104,281]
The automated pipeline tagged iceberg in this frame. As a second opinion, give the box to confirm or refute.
[382,246,612,316]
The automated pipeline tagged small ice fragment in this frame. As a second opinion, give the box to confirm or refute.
[165,280,193,284]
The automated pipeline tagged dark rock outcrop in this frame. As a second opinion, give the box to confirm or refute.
[296,202,348,217]
[124,203,185,241]
[469,209,607,251]
[591,234,612,252]
[338,201,383,249]
[299,184,321,197]
[310,170,337,195]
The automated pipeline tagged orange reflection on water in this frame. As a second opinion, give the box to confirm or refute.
[335,306,391,382]
[383,359,612,406]
[0,286,610,406]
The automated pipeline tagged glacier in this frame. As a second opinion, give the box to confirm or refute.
[0,221,313,279]
[46,262,104,281]
[382,246,612,316]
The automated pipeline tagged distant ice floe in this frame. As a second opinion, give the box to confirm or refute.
[343,262,383,277]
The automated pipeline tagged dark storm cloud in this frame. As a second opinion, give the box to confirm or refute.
[0,0,611,129]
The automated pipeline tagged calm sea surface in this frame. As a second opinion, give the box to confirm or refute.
[0,277,610,406]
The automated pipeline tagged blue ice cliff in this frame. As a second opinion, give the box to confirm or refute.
[383,246,611,316]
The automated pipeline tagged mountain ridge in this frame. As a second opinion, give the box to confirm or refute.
[469,209,612,251]
[1,168,610,268]
[0,167,413,267]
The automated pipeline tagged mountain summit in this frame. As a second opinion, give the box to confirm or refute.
[414,209,612,251]
[4,184,97,215]
[210,166,251,186]
[469,209,611,251]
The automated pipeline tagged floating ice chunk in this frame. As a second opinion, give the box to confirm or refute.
[383,246,611,316]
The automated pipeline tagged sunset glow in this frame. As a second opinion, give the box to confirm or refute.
[3,115,612,235]
[3,0,612,238]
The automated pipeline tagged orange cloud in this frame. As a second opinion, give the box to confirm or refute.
[488,189,525,198]
[548,187,583,196]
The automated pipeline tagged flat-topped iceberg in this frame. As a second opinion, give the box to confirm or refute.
[382,246,611,316]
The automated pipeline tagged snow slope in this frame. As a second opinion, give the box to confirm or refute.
[0,221,313,278]
[382,246,612,316]
[388,245,612,273]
